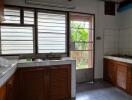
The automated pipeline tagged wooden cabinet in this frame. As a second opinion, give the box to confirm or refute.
[6,73,18,100]
[48,65,71,100]
[103,59,117,85]
[18,64,71,100]
[104,58,132,95]
[0,0,4,23]
[0,73,17,100]
[0,84,6,100]
[0,64,71,100]
[18,68,45,100]
[127,66,132,94]
[116,62,128,90]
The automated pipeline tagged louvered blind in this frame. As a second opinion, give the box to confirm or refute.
[1,26,34,54]
[38,12,66,53]
[3,8,20,24]
[24,10,34,24]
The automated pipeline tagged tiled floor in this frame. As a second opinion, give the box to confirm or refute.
[76,80,132,100]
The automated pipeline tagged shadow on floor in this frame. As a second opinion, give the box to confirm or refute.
[77,80,112,92]
[76,80,132,100]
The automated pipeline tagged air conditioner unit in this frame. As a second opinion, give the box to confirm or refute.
[25,0,75,9]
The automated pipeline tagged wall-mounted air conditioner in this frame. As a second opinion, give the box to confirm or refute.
[25,0,75,9]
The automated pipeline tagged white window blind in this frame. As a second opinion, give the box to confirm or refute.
[38,12,66,53]
[3,8,20,24]
[1,26,34,54]
[24,10,34,24]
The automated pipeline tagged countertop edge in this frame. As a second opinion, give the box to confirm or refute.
[0,65,17,88]
[104,56,132,64]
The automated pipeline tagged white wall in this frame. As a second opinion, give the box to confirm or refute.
[118,9,132,55]
[5,0,119,79]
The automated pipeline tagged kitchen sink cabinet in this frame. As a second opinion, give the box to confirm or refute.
[104,58,132,95]
[18,67,46,100]
[17,64,71,100]
[0,84,6,100]
[48,65,71,100]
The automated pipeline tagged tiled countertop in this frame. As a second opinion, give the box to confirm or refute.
[104,56,132,64]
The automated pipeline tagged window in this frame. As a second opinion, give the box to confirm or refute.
[24,10,34,24]
[38,12,66,53]
[0,7,67,55]
[3,8,20,24]
[1,26,34,54]
[0,8,34,55]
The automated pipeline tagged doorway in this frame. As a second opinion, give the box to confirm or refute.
[69,13,95,83]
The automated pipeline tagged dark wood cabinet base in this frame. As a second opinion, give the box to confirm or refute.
[0,64,72,100]
[104,58,132,95]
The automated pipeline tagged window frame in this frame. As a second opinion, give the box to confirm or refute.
[0,5,69,56]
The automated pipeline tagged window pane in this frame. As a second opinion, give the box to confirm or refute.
[38,12,66,53]
[3,8,20,24]
[1,26,34,54]
[70,51,93,69]
[24,10,34,24]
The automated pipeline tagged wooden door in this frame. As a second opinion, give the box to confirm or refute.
[18,67,46,100]
[116,62,128,90]
[6,74,17,100]
[0,84,6,100]
[48,64,71,100]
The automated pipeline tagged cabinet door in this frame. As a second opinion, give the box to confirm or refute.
[0,84,6,100]
[48,64,71,100]
[116,62,128,90]
[103,59,109,81]
[126,66,132,94]
[0,0,4,22]
[104,59,116,85]
[6,74,17,100]
[18,68,46,100]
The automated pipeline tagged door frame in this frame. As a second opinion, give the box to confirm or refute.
[68,11,95,81]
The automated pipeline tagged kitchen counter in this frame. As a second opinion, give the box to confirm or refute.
[104,56,132,64]
[0,57,76,98]
[104,56,132,95]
